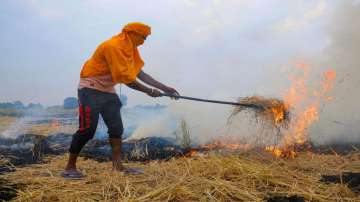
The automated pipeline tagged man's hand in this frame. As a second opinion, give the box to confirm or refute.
[162,86,180,96]
[161,86,180,100]
[138,71,180,96]
[147,88,161,97]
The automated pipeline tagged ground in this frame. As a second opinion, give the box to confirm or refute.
[0,114,359,201]
[2,151,359,202]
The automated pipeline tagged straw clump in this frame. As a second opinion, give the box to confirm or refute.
[230,96,290,128]
[3,152,359,202]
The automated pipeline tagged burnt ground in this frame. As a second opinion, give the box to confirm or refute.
[0,133,359,170]
[0,177,22,201]
[321,172,360,194]
[0,133,184,171]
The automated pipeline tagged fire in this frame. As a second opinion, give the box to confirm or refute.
[284,66,336,145]
[265,146,297,158]
[185,148,200,157]
[266,63,336,157]
[183,63,336,159]
[233,96,290,128]
[269,101,289,126]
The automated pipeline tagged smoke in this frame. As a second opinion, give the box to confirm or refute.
[0,111,77,139]
[126,1,360,146]
[125,100,274,145]
[1,117,29,139]
[167,102,231,144]
[310,1,360,144]
[125,109,178,141]
[121,102,231,144]
[171,1,360,146]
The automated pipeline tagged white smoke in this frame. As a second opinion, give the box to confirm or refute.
[1,117,29,139]
[310,1,360,144]
[126,110,177,141]
[166,1,360,145]
[125,99,275,145]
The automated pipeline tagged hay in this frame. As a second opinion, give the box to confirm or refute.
[3,152,359,202]
[229,96,290,128]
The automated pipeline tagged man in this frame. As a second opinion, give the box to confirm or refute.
[61,22,179,178]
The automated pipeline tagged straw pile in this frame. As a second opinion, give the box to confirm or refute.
[229,96,290,128]
[3,151,359,202]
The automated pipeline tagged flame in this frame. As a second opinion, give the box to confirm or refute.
[270,102,289,126]
[266,63,336,158]
[284,66,336,145]
[183,63,337,159]
[265,146,297,158]
[234,96,290,128]
[185,148,200,157]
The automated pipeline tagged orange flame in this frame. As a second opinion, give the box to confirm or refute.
[266,63,336,157]
[265,146,297,158]
[185,148,199,157]
[184,64,336,159]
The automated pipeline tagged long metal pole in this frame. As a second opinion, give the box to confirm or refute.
[160,93,264,110]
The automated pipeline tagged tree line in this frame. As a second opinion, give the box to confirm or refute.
[0,95,128,110]
[0,101,43,109]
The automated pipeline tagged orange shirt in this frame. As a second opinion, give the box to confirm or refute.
[80,33,144,85]
[79,22,151,93]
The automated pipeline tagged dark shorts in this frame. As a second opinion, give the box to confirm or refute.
[69,87,123,154]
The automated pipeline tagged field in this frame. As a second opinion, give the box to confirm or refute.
[0,114,359,202]
[2,152,360,202]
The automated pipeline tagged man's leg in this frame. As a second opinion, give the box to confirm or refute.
[65,89,100,172]
[101,94,124,171]
[109,138,123,171]
[65,153,78,171]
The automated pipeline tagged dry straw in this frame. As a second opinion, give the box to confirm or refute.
[4,151,359,202]
[229,96,290,129]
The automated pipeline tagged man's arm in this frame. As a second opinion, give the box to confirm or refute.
[137,70,179,95]
[126,80,161,97]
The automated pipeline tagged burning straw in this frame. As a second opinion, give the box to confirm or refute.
[229,96,290,129]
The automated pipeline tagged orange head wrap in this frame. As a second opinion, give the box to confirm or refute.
[80,22,152,84]
[122,22,151,37]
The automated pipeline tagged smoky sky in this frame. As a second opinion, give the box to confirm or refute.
[1,0,331,106]
[0,0,359,143]
[310,0,360,144]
